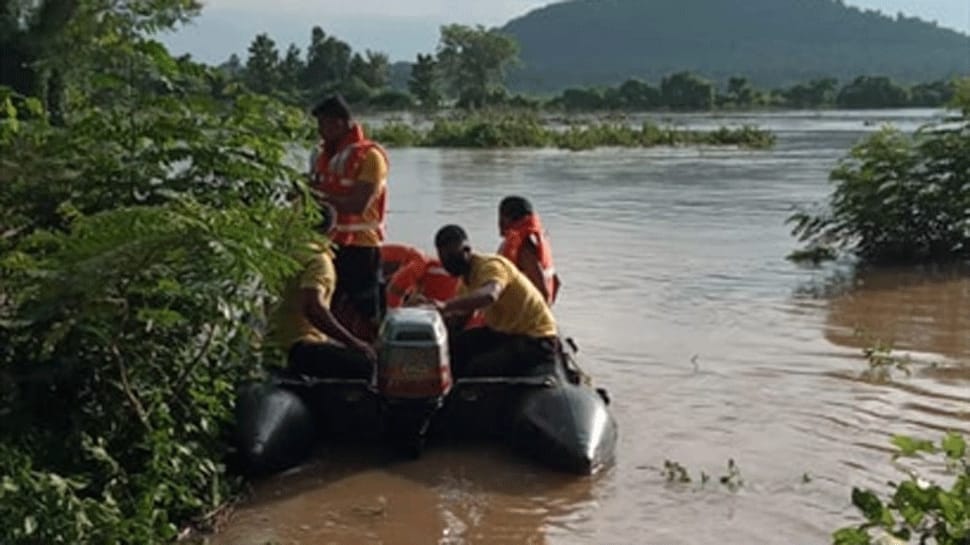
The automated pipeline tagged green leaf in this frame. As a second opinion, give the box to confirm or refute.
[24,97,44,117]
[891,435,937,457]
[852,488,888,524]
[938,491,965,528]
[3,96,16,119]
[833,527,871,545]
[941,433,967,460]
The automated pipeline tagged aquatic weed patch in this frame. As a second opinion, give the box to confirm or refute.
[369,116,775,150]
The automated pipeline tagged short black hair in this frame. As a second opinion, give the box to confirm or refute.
[499,195,534,220]
[435,224,468,248]
[311,94,352,120]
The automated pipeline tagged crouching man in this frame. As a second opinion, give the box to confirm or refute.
[432,225,558,378]
[268,204,377,379]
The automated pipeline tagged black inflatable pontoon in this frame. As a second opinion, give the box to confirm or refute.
[231,309,617,477]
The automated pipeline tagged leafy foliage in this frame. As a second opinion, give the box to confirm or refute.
[789,79,970,263]
[0,8,318,543]
[834,433,970,545]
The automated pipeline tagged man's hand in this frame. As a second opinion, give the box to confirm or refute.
[404,293,432,307]
[353,340,378,364]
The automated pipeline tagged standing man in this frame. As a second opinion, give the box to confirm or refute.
[310,95,389,339]
[497,196,561,305]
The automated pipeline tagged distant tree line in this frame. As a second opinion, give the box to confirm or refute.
[223,25,959,113]
[547,74,958,111]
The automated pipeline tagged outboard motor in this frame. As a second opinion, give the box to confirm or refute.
[376,307,453,456]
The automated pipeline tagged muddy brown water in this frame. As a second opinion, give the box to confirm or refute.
[212,110,969,545]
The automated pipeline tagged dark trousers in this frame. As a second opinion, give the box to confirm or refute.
[333,245,382,321]
[288,341,373,379]
[449,327,557,378]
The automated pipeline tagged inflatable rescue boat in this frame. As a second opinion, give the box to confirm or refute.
[231,308,617,477]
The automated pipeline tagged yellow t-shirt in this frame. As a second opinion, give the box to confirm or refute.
[269,245,336,349]
[351,148,388,248]
[461,253,558,338]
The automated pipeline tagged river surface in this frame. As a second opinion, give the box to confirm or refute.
[213,109,969,545]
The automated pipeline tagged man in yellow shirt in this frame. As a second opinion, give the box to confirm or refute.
[432,225,559,377]
[310,95,389,338]
[269,204,377,379]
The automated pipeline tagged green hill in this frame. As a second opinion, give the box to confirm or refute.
[501,0,970,91]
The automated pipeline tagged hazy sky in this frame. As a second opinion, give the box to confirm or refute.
[161,0,970,64]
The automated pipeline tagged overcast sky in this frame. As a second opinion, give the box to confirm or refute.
[160,0,970,64]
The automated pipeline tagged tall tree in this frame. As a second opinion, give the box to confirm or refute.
[218,53,244,78]
[303,26,352,95]
[613,78,661,110]
[278,43,305,92]
[0,0,200,122]
[360,50,390,89]
[909,80,954,107]
[436,24,519,109]
[837,76,910,108]
[726,76,757,107]
[245,33,280,95]
[782,78,837,108]
[408,53,441,108]
[660,72,715,110]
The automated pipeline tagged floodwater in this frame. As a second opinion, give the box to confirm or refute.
[212,109,969,545]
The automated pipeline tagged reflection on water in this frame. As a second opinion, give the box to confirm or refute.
[215,110,968,544]
[215,446,596,545]
[823,264,970,361]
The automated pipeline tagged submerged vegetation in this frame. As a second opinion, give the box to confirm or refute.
[368,116,775,150]
[661,459,745,492]
[789,79,970,264]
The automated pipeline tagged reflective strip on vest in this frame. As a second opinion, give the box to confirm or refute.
[426,266,449,276]
[329,146,355,174]
[335,221,385,233]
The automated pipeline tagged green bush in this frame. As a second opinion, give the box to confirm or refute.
[368,122,423,147]
[424,115,552,147]
[0,35,317,544]
[789,79,970,263]
[834,433,969,545]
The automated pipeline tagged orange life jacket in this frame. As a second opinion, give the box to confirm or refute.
[499,214,560,304]
[380,243,424,278]
[386,256,460,308]
[312,124,388,246]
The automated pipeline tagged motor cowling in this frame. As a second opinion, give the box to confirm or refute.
[377,307,452,401]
